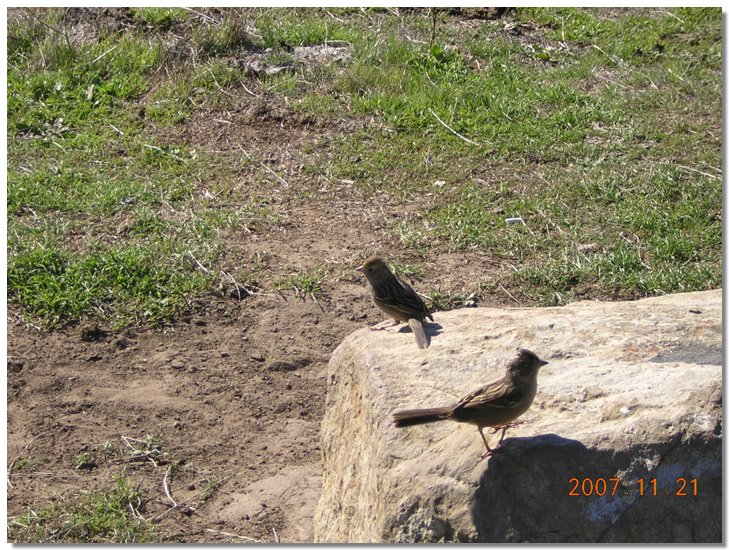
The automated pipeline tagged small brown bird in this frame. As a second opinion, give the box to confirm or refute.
[356,256,434,349]
[392,349,548,456]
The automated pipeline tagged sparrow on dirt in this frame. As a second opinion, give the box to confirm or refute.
[392,349,548,456]
[356,256,434,349]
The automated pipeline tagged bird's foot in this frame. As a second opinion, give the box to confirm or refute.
[479,446,504,461]
[370,320,400,331]
[488,420,524,435]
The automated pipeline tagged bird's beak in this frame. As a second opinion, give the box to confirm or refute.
[539,359,549,367]
[355,264,364,273]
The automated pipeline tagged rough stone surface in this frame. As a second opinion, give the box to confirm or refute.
[314,290,722,543]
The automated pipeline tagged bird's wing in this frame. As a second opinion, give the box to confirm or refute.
[455,379,523,411]
[398,278,433,320]
[374,277,429,317]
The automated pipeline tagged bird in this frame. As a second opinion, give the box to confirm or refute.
[356,256,433,349]
[392,349,548,457]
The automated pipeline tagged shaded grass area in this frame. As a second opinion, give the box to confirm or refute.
[7,7,722,331]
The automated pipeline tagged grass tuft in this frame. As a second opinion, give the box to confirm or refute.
[8,475,156,543]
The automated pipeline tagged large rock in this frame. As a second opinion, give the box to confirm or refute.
[314,290,722,543]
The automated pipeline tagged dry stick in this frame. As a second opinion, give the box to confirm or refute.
[429,109,481,146]
[182,7,218,23]
[28,11,72,50]
[219,269,255,299]
[206,66,236,99]
[51,140,68,153]
[592,44,658,90]
[498,283,522,306]
[7,435,41,489]
[9,310,41,331]
[204,529,264,543]
[162,466,177,509]
[238,147,290,188]
[143,144,187,163]
[310,292,325,313]
[657,10,684,24]
[325,10,345,22]
[154,475,231,522]
[90,44,117,64]
[272,528,280,543]
[662,162,722,181]
[128,501,146,522]
[187,251,211,275]
[120,435,160,467]
[240,80,259,97]
[698,161,722,174]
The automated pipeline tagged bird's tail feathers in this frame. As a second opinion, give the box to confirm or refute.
[392,407,451,427]
[408,318,429,349]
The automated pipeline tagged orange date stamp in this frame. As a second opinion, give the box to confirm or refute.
[568,477,699,497]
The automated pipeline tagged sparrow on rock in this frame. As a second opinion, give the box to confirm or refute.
[356,256,433,349]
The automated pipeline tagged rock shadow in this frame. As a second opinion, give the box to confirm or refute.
[469,433,721,543]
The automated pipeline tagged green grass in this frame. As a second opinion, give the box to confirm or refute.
[273,267,324,299]
[8,242,214,328]
[7,7,721,329]
[8,475,157,543]
[130,7,188,30]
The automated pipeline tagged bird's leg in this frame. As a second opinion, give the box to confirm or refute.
[488,420,524,435]
[487,420,525,445]
[478,427,495,459]
[370,319,401,331]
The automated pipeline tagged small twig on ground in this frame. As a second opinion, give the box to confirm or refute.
[162,466,177,509]
[658,161,721,181]
[592,44,658,90]
[128,501,146,522]
[239,80,259,97]
[90,44,117,64]
[27,11,72,50]
[204,529,265,543]
[7,435,41,489]
[143,144,187,163]
[182,7,218,23]
[206,66,236,98]
[219,270,253,299]
[657,10,684,24]
[9,310,41,331]
[619,232,651,271]
[51,140,68,153]
[272,528,279,543]
[310,292,325,313]
[498,284,522,305]
[429,108,481,146]
[238,147,290,188]
[325,10,345,22]
[187,251,211,275]
[119,435,162,467]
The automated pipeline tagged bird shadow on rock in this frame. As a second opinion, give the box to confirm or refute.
[469,432,722,543]
[396,322,444,344]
